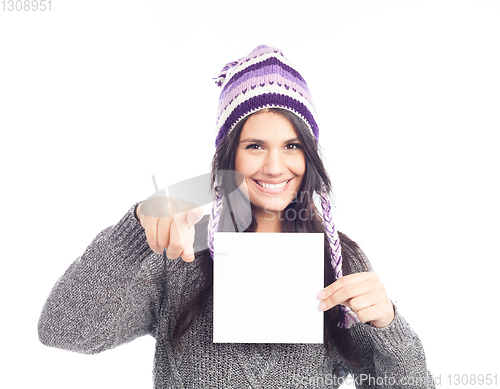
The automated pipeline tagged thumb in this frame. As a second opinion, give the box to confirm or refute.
[186,205,204,227]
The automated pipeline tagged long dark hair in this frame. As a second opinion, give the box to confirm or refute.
[171,108,369,365]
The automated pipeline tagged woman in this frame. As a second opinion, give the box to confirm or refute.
[38,45,434,388]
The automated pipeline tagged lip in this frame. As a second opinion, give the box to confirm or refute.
[252,178,293,195]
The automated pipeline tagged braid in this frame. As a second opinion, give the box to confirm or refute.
[320,187,343,279]
[320,186,360,329]
[208,186,224,259]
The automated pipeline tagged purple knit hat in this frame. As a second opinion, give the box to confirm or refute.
[214,45,319,148]
[209,45,358,329]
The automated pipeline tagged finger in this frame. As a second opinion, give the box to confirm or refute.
[166,216,185,260]
[180,207,204,262]
[143,218,163,254]
[318,272,375,300]
[175,209,197,262]
[348,294,376,315]
[357,288,394,326]
[186,206,204,227]
[156,216,171,253]
[348,288,394,326]
[180,225,196,263]
[165,200,202,259]
[354,305,381,324]
[368,301,395,328]
[319,297,351,312]
[319,280,373,311]
[140,196,172,218]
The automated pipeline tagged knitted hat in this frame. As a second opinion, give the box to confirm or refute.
[214,45,319,148]
[209,45,358,329]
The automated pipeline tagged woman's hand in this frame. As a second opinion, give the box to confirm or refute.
[317,272,395,328]
[136,197,204,262]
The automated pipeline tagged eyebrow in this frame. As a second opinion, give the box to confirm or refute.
[239,137,301,144]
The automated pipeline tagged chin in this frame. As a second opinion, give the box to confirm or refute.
[252,200,292,214]
[248,188,300,215]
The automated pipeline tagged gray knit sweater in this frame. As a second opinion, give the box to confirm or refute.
[38,204,435,388]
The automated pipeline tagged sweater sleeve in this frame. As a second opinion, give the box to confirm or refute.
[38,203,166,354]
[346,308,435,388]
[339,233,435,388]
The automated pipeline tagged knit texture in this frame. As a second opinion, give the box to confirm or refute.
[39,204,435,388]
[215,45,319,148]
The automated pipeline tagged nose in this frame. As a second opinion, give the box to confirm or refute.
[262,149,285,176]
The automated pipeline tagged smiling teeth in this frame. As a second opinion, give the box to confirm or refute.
[257,180,290,189]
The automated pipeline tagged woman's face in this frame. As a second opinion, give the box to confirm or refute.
[234,111,306,218]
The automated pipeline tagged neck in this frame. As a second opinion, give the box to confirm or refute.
[252,206,282,233]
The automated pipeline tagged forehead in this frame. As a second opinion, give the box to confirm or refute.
[240,111,298,141]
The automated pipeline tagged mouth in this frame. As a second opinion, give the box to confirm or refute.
[251,178,294,195]
[253,179,292,189]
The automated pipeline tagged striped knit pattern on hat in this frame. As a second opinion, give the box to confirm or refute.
[214,45,319,148]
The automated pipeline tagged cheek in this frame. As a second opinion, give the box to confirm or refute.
[290,156,306,178]
[235,150,260,178]
[234,150,244,174]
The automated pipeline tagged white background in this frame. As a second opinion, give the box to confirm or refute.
[1,0,499,388]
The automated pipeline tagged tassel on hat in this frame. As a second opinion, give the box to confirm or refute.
[214,60,239,87]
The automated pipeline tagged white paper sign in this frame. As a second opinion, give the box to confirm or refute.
[213,232,324,343]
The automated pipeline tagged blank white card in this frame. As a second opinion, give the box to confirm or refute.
[213,232,324,343]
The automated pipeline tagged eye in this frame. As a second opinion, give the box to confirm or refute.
[285,142,301,150]
[245,143,263,150]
